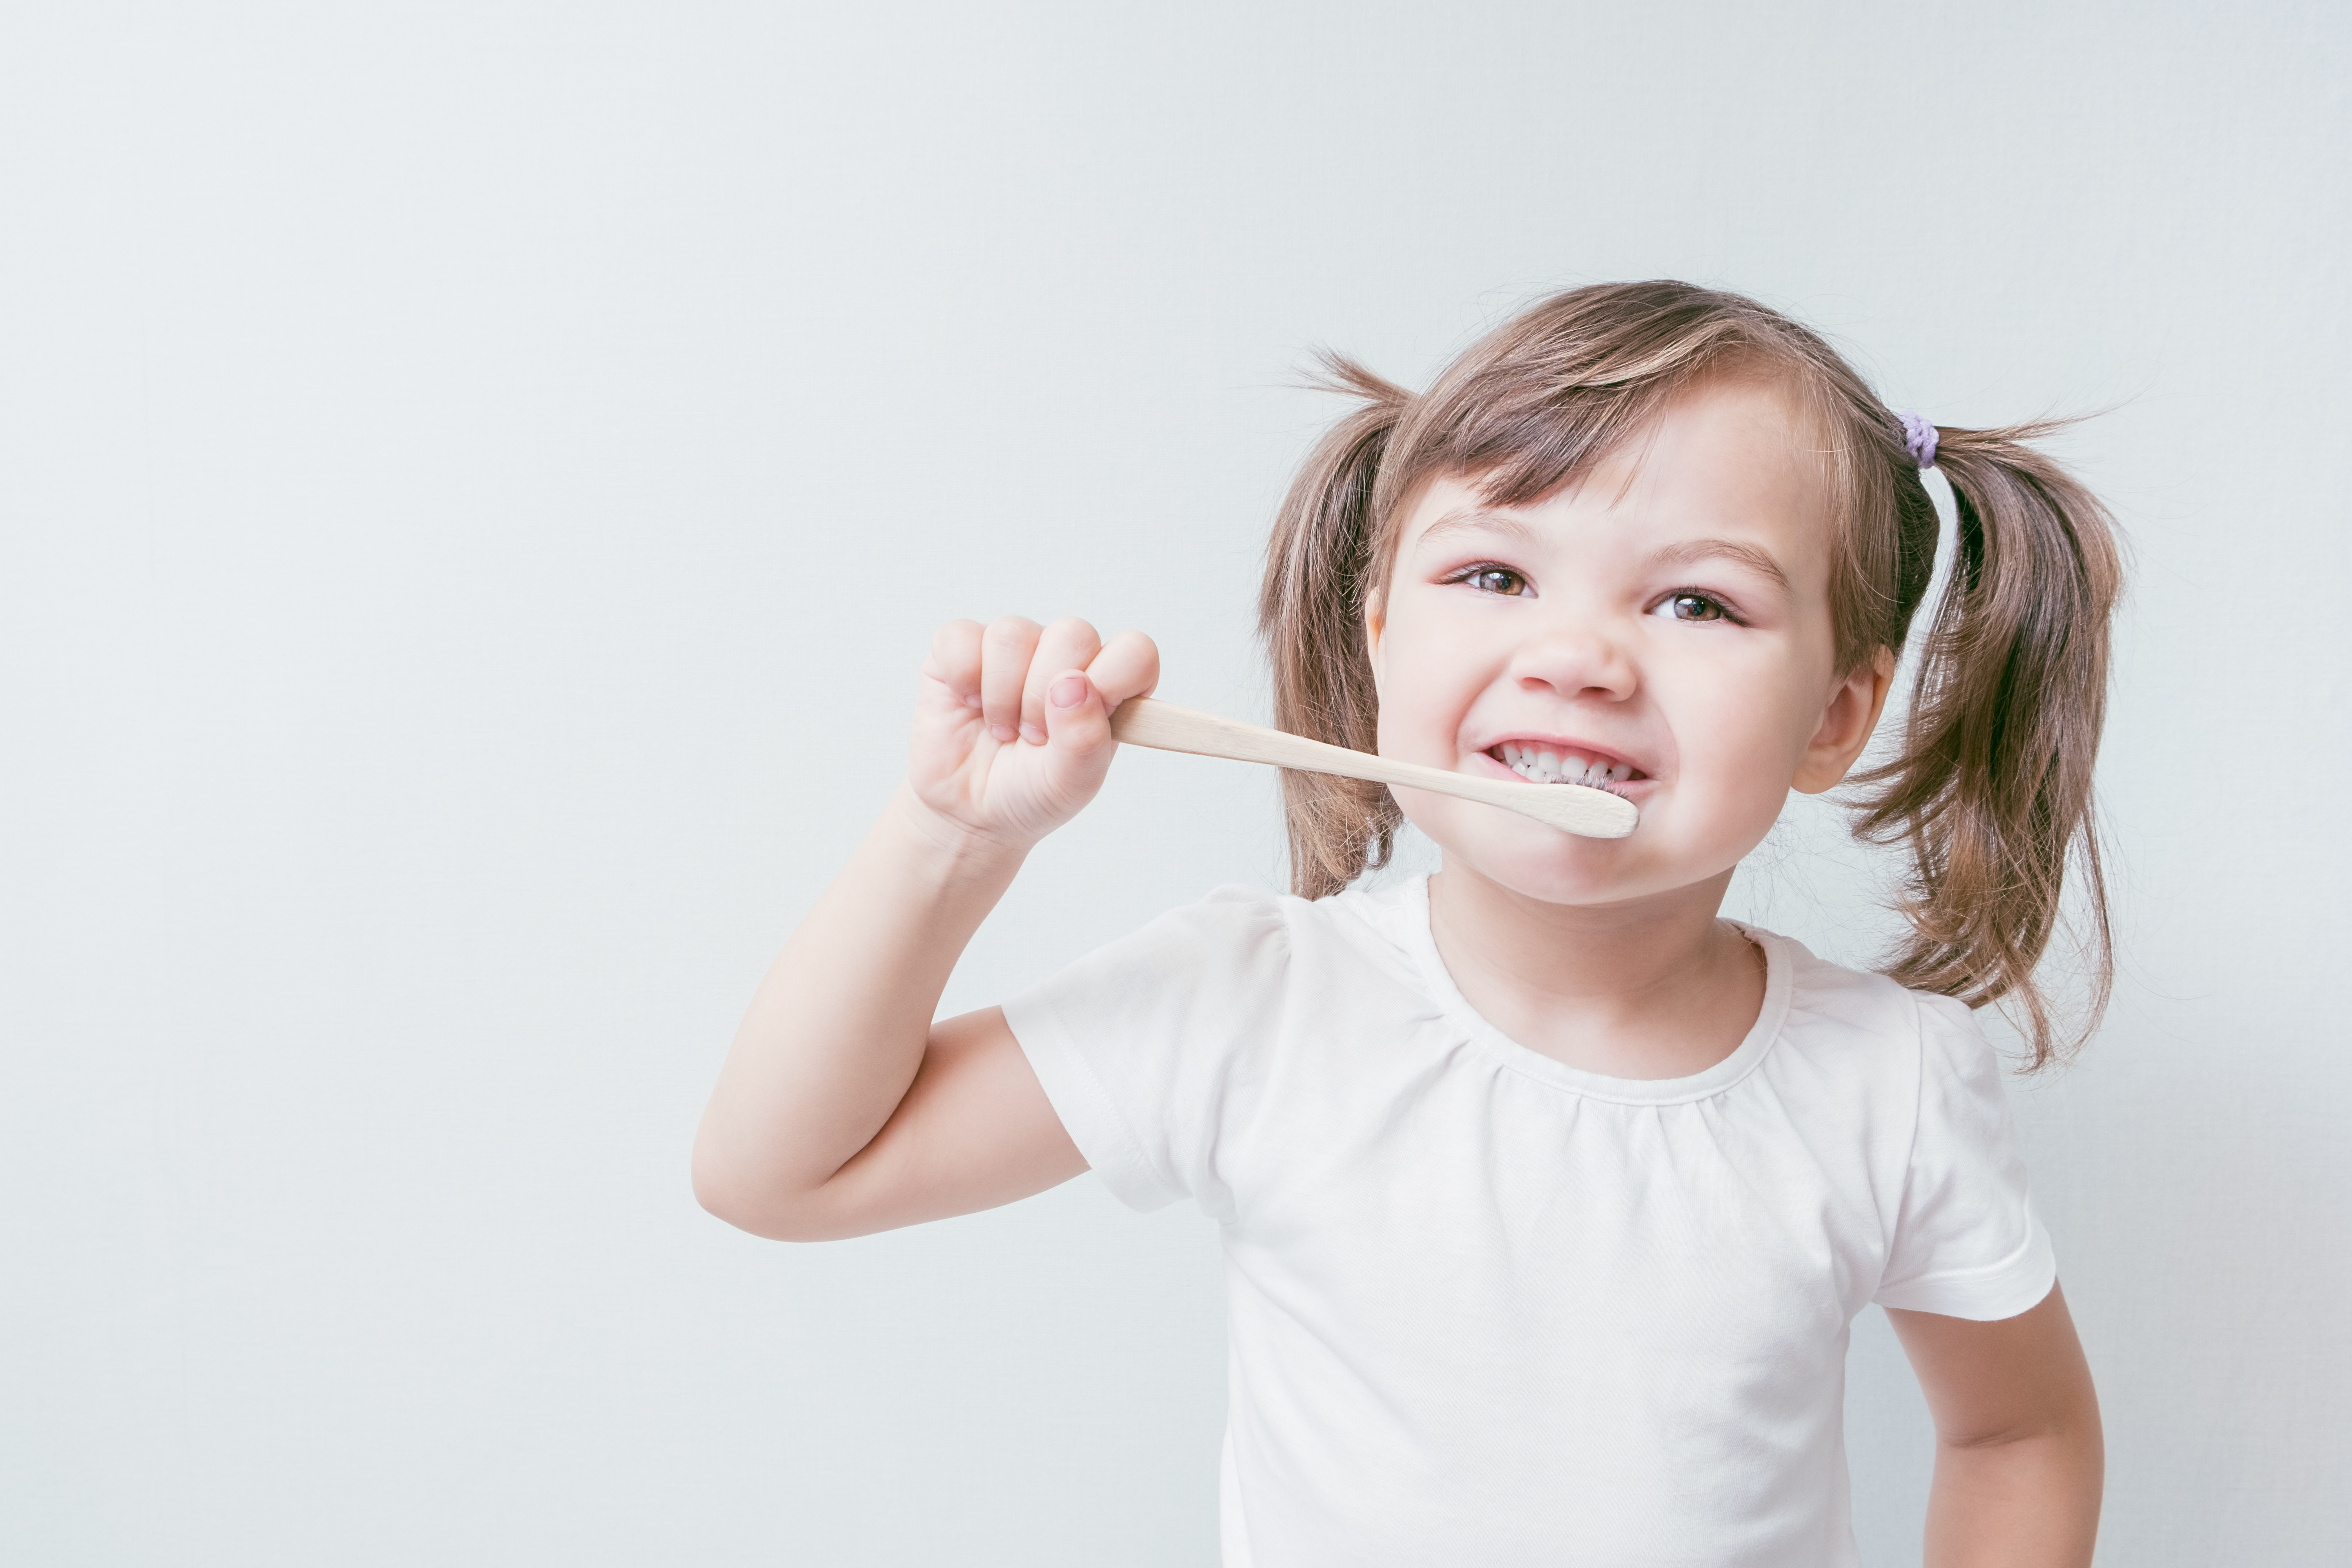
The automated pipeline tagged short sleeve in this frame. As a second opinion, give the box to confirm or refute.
[1871,993,2059,1320]
[1000,885,1292,1221]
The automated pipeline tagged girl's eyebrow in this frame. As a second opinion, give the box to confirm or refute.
[1414,508,1540,549]
[1644,538,1791,592]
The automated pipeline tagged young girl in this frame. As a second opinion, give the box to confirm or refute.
[694,282,2119,1567]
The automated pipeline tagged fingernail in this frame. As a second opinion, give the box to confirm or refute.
[1020,724,1047,745]
[964,693,983,710]
[1049,675,1087,708]
[989,723,1017,743]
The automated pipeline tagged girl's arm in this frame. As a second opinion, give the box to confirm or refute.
[1888,1283,2103,1568]
[691,615,1158,1241]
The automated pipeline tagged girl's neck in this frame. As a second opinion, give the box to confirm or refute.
[1425,860,1765,1080]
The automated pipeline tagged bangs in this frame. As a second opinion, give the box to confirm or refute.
[1367,304,1852,603]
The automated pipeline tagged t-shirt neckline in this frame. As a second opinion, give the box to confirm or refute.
[1376,874,1793,1105]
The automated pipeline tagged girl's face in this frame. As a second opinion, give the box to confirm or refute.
[1366,375,1891,909]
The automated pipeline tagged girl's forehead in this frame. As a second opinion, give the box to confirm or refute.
[1405,380,1834,542]
[1610,378,1828,498]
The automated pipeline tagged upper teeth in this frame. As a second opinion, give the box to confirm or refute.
[1499,742,1632,787]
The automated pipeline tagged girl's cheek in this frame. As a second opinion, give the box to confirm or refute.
[1669,693,1808,832]
[1385,655,1482,748]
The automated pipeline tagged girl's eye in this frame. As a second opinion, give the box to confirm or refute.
[1654,592,1731,623]
[1457,566,1528,596]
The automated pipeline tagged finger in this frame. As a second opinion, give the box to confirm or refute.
[978,616,1043,742]
[1040,665,1113,784]
[1020,617,1103,744]
[922,619,986,710]
[1085,630,1161,713]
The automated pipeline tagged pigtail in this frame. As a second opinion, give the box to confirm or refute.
[1850,422,2124,1069]
[1259,355,1412,898]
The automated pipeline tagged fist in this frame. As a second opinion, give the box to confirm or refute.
[909,616,1160,848]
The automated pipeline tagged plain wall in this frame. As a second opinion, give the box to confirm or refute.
[4,2,2346,1563]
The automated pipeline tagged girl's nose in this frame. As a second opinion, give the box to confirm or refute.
[1508,615,1638,702]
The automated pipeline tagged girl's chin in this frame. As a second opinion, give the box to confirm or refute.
[1451,857,1646,909]
[1409,802,1735,909]
[1412,811,1635,898]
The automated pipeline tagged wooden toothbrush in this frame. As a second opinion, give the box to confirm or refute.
[1108,698,1637,840]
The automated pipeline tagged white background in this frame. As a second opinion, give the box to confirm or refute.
[4,3,2345,1563]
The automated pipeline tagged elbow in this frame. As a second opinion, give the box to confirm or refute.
[690,1138,834,1243]
[688,1141,760,1232]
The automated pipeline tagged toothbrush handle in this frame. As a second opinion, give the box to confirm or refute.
[1110,697,1495,801]
[1107,697,1636,839]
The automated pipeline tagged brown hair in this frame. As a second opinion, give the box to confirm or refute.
[1258,281,2122,1068]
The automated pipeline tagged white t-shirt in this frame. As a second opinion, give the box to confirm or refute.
[1002,877,2055,1568]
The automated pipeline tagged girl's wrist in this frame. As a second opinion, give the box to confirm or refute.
[886,784,1035,884]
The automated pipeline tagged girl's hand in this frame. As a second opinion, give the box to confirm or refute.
[909,616,1160,849]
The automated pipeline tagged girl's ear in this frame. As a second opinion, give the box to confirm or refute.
[1362,587,1387,690]
[1793,647,1895,795]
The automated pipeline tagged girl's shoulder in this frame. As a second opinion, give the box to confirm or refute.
[1146,877,1431,969]
[1749,925,2015,1106]
[1036,878,1418,1007]
[1753,926,1926,1033]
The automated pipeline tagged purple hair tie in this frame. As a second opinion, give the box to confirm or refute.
[1899,412,1938,470]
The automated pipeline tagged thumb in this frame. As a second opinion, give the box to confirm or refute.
[1039,668,1117,789]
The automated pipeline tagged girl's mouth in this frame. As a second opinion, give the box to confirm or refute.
[1489,742,1645,793]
